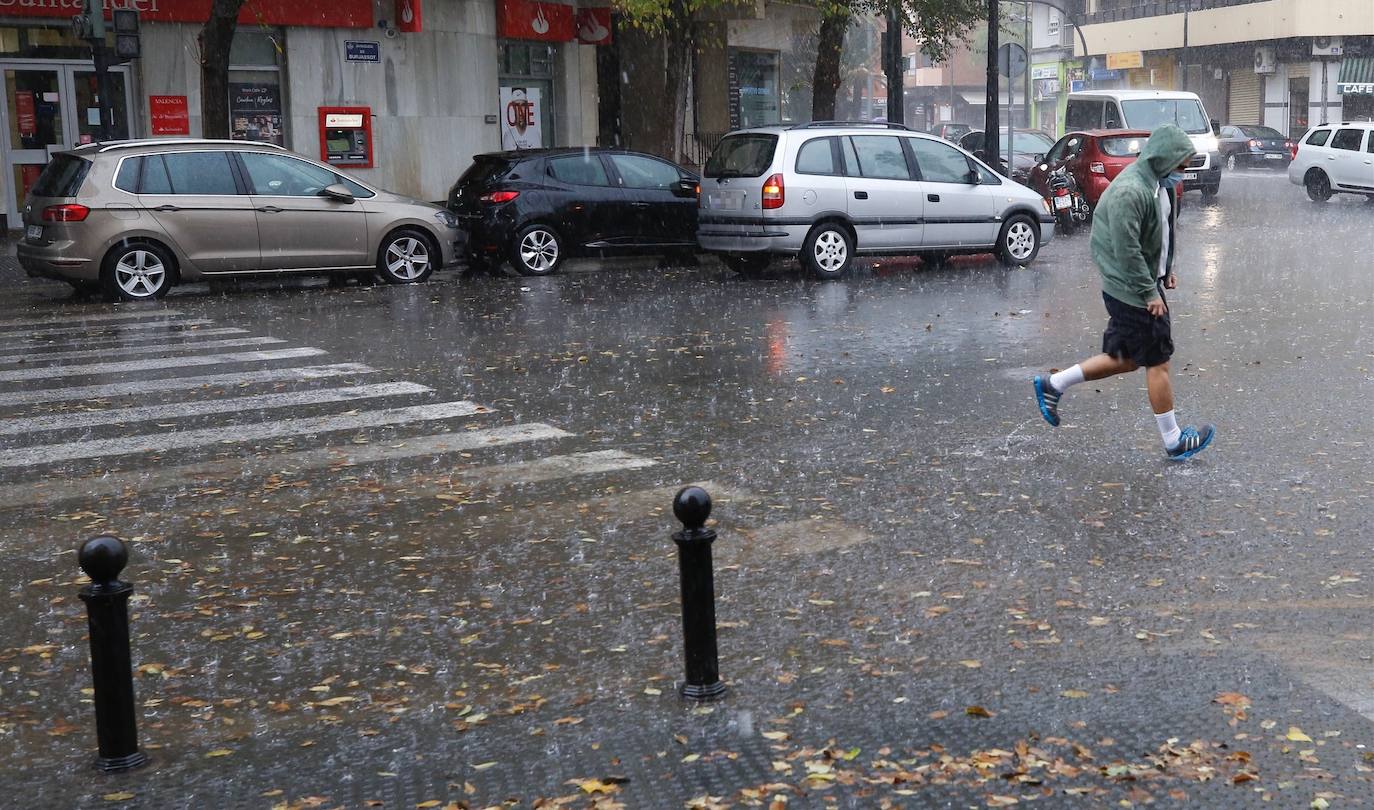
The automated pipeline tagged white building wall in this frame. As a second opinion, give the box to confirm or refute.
[1311,61,1342,125]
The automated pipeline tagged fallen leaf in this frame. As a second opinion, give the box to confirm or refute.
[1287,727,1313,742]
[1060,689,1089,699]
[966,705,994,718]
[102,794,135,802]
[205,748,233,758]
[959,659,982,669]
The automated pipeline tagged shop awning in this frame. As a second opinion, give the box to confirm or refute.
[1338,58,1374,96]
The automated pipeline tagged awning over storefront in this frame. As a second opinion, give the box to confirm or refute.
[1338,58,1374,96]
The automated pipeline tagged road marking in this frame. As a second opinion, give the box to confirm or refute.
[718,518,871,564]
[0,381,432,436]
[0,400,489,468]
[0,336,285,366]
[13,326,248,351]
[0,363,375,407]
[0,308,183,330]
[0,347,327,383]
[0,423,571,507]
[429,450,657,493]
[19,317,216,338]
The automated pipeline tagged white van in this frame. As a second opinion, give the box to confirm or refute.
[1064,89,1221,197]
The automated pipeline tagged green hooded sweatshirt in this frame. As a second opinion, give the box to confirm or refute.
[1089,124,1196,308]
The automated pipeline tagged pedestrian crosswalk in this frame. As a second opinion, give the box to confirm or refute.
[0,307,660,515]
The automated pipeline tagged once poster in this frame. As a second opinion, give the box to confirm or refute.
[229,83,285,146]
[499,86,542,150]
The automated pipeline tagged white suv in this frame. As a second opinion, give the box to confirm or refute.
[1288,122,1374,202]
[696,122,1054,279]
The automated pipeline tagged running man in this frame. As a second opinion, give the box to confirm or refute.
[1033,124,1215,460]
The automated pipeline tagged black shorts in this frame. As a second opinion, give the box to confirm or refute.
[1101,291,1173,368]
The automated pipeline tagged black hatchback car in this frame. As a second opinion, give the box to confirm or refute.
[448,148,699,275]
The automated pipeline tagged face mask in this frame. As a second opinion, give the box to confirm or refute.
[1164,171,1185,185]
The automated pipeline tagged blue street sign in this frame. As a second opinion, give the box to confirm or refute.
[345,41,380,63]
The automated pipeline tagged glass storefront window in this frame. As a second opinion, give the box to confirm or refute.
[730,49,781,129]
[0,26,115,60]
[229,70,285,146]
[499,41,557,148]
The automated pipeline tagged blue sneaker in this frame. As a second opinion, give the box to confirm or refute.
[1167,425,1215,461]
[1033,376,1062,427]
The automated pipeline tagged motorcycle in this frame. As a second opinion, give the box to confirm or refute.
[1046,165,1091,235]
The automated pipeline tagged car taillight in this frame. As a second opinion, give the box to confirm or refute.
[761,174,784,209]
[42,204,90,222]
[479,190,519,204]
[1089,162,1105,174]
[1248,139,1260,148]
[1289,141,1298,158]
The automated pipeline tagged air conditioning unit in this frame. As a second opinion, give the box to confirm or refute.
[1254,46,1276,74]
[1312,36,1343,57]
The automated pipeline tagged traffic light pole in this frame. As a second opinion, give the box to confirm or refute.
[81,0,114,142]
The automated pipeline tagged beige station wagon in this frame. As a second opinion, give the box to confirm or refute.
[17,139,462,301]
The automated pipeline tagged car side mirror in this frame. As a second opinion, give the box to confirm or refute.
[671,179,698,199]
[320,183,355,203]
[964,168,982,185]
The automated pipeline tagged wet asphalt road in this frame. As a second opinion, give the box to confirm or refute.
[1,170,1373,807]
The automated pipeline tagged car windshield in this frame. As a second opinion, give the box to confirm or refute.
[1240,126,1284,139]
[703,134,778,178]
[1006,132,1053,154]
[1099,136,1146,157]
[1121,99,1211,134]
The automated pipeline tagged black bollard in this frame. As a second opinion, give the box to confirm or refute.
[77,535,148,772]
[672,486,726,701]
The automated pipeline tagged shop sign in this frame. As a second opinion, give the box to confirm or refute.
[396,0,422,33]
[576,8,611,45]
[1106,51,1144,70]
[149,94,189,135]
[229,83,284,146]
[345,41,380,62]
[1030,65,1058,80]
[15,91,35,137]
[498,0,575,42]
[500,86,542,149]
[1339,82,1374,95]
[1033,78,1061,101]
[0,0,374,29]
[1089,68,1120,82]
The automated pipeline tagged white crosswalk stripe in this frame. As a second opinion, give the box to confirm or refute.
[0,424,573,507]
[14,327,248,351]
[0,336,285,366]
[0,347,326,382]
[0,381,432,436]
[18,317,215,339]
[0,363,375,407]
[0,309,183,330]
[0,400,488,468]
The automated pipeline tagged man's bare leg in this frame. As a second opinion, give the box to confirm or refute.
[1079,353,1139,381]
[1035,353,1138,426]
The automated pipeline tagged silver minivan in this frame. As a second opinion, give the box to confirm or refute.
[696,122,1054,278]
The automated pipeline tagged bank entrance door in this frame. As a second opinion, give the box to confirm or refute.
[1,62,132,228]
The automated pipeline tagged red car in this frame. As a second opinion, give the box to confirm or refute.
[1027,129,1155,210]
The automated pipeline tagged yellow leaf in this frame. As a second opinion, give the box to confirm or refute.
[682,753,701,763]
[577,780,619,795]
[316,696,358,706]
[959,659,982,669]
[206,748,233,757]
[1060,689,1089,699]
[1287,726,1313,742]
[416,802,442,808]
[103,793,135,802]
[472,761,497,771]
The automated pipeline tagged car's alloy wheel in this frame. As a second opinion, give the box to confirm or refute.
[103,245,173,301]
[1225,153,1237,171]
[379,232,433,283]
[514,226,561,276]
[802,225,852,279]
[998,216,1039,265]
[1306,171,1331,203]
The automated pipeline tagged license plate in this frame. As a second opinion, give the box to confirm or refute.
[25,225,42,240]
[1183,172,1198,180]
[1265,153,1282,159]
[706,192,743,211]
[1053,196,1072,210]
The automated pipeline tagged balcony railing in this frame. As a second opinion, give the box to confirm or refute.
[1083,0,1264,25]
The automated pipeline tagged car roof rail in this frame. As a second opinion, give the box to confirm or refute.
[788,120,913,132]
[93,138,288,153]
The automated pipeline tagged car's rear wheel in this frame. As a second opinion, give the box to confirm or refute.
[101,242,174,302]
[1225,153,1238,171]
[997,214,1040,266]
[724,253,771,276]
[511,224,562,276]
[800,223,853,280]
[1305,170,1332,203]
[377,230,435,284]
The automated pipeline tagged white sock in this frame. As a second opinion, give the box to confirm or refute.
[1156,410,1181,448]
[1049,364,1085,392]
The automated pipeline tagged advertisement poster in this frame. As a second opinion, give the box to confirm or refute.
[15,92,35,137]
[150,95,190,135]
[500,86,541,150]
[229,83,284,145]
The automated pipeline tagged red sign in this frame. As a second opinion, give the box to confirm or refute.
[497,0,575,42]
[149,95,189,135]
[0,0,373,29]
[396,0,422,32]
[576,8,611,45]
[15,92,35,137]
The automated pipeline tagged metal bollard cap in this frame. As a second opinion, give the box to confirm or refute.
[78,535,129,587]
[673,486,712,530]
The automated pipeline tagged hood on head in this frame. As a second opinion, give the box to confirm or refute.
[1138,124,1195,180]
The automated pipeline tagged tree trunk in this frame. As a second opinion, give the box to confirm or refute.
[812,8,849,121]
[199,0,246,139]
[661,0,691,162]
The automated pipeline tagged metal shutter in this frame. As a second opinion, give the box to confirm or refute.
[1229,71,1260,124]
[1288,62,1310,80]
